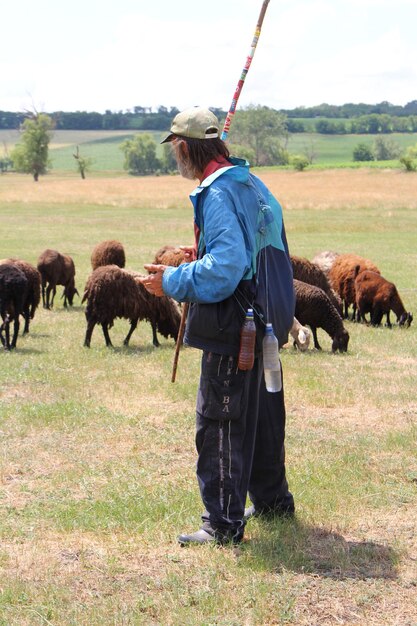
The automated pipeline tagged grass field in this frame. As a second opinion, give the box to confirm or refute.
[0,169,416,625]
[2,129,417,171]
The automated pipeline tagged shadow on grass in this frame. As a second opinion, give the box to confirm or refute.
[242,517,399,581]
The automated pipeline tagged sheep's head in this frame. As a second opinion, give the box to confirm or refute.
[399,311,413,327]
[294,326,311,351]
[64,281,79,306]
[332,329,349,353]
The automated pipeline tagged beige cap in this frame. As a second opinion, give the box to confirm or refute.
[161,107,220,143]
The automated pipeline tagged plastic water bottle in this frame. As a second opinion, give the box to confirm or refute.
[263,323,282,392]
[238,309,256,371]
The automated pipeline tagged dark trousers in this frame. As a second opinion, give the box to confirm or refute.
[195,351,293,541]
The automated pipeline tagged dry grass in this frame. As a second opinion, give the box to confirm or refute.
[2,168,417,211]
[0,168,416,625]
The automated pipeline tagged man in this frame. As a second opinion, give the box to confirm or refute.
[141,106,295,545]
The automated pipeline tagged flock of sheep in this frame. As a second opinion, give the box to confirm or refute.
[0,240,413,352]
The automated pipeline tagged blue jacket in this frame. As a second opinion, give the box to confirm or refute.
[162,158,295,355]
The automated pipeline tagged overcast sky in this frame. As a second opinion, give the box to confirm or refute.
[1,0,416,114]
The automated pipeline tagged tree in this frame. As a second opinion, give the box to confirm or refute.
[228,105,288,166]
[353,143,374,162]
[73,145,93,179]
[120,134,161,175]
[11,113,54,181]
[373,137,401,161]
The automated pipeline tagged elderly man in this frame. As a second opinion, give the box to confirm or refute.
[141,107,295,545]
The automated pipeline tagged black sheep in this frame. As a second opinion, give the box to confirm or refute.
[293,279,350,353]
[37,249,78,309]
[0,263,28,350]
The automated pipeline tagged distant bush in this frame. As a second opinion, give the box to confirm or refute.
[292,155,309,171]
[120,134,161,175]
[353,143,374,162]
[399,144,417,171]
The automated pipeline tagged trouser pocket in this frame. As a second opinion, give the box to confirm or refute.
[197,352,245,421]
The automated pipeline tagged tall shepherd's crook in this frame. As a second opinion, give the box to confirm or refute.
[171,0,271,383]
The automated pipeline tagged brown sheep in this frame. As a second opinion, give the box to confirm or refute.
[37,249,79,309]
[0,258,41,333]
[153,245,186,267]
[328,253,381,320]
[293,279,350,353]
[355,270,413,327]
[91,240,126,270]
[82,265,181,348]
[291,255,342,314]
[0,263,28,350]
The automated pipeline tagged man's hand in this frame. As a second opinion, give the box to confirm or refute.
[179,245,197,262]
[141,264,167,297]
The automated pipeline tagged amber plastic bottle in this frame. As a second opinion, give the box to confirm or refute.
[238,309,256,370]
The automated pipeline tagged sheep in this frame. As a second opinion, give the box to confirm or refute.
[0,263,28,350]
[291,254,343,315]
[328,253,381,320]
[82,265,181,348]
[288,317,311,351]
[37,249,79,309]
[311,250,340,276]
[91,239,126,270]
[293,279,350,353]
[153,245,186,267]
[0,258,41,334]
[354,269,413,328]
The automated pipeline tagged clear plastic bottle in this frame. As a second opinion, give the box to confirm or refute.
[238,309,256,371]
[262,323,282,392]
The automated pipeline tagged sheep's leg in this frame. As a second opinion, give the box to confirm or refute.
[385,311,392,328]
[84,319,96,347]
[10,317,20,349]
[4,319,11,350]
[123,318,138,346]
[311,327,322,350]
[50,285,57,308]
[45,284,53,309]
[343,301,349,319]
[41,280,47,308]
[101,323,113,347]
[151,321,160,347]
[23,306,30,334]
[62,288,68,308]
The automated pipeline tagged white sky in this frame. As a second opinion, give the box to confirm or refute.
[1,0,416,114]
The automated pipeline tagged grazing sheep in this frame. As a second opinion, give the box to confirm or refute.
[311,250,340,276]
[37,249,79,309]
[293,279,350,353]
[328,253,381,320]
[289,317,311,351]
[291,254,342,314]
[153,245,186,267]
[355,269,413,328]
[0,258,41,333]
[0,263,28,350]
[91,239,126,270]
[82,265,181,348]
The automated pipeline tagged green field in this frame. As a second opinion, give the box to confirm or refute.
[0,170,416,625]
[2,128,417,172]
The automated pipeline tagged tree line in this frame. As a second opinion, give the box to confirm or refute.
[4,106,417,180]
[2,101,417,134]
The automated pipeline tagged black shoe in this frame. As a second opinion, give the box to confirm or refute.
[178,529,216,546]
[244,503,295,521]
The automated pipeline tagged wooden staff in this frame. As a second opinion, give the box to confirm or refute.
[171,0,271,382]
